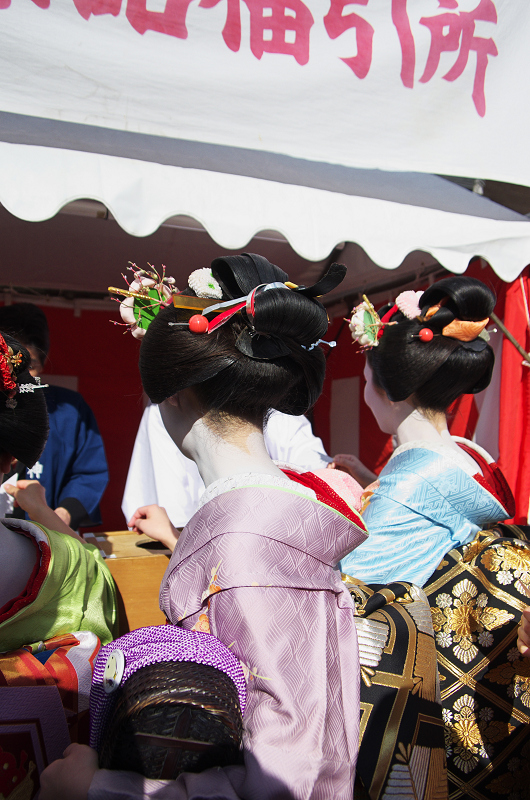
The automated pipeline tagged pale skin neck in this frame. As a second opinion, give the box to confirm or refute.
[160,391,286,489]
[393,403,451,448]
[185,417,286,489]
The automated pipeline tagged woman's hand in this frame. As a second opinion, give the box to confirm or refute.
[39,744,99,800]
[4,480,85,542]
[328,454,377,489]
[129,504,180,551]
[518,607,530,657]
[4,479,47,517]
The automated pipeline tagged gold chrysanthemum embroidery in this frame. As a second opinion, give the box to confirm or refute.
[462,537,491,563]
[487,656,530,708]
[501,546,530,573]
[480,543,530,596]
[449,695,483,774]
[450,600,481,638]
[430,579,514,664]
[453,698,482,747]
[481,548,504,572]
[445,694,514,775]
[431,607,446,632]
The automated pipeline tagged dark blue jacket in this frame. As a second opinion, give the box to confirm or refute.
[24,385,109,528]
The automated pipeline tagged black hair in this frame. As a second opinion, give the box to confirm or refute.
[367,276,496,413]
[140,254,346,421]
[0,332,49,468]
[0,303,50,366]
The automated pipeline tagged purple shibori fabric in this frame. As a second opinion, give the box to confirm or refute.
[89,625,246,750]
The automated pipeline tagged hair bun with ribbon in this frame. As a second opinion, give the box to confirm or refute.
[206,254,346,361]
[365,276,496,412]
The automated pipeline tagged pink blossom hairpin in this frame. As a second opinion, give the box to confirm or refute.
[395,290,424,320]
[109,264,177,339]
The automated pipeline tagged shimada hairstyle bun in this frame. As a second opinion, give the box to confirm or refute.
[0,302,50,365]
[368,276,496,412]
[140,253,346,419]
[0,332,49,468]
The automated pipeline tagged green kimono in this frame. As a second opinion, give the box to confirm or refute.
[0,519,118,652]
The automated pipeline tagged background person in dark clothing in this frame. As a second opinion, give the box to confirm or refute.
[0,303,108,529]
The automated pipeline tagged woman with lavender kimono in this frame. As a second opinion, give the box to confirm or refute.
[40,254,368,800]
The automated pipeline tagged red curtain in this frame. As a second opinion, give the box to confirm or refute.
[497,267,530,524]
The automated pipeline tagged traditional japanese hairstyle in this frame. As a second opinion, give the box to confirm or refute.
[0,332,49,468]
[357,276,496,412]
[139,253,346,419]
[0,303,50,366]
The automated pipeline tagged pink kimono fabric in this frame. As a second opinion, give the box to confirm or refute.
[90,480,366,800]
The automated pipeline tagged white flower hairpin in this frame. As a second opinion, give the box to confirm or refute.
[349,296,386,349]
[188,268,223,300]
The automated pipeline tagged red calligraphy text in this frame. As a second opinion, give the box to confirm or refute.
[419,0,498,117]
[126,0,195,38]
[199,0,241,51]
[0,0,49,9]
[200,0,314,65]
[72,0,121,20]
[391,0,415,88]
[323,0,373,80]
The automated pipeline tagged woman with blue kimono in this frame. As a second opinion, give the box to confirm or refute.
[342,276,530,800]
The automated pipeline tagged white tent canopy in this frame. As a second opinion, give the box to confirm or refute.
[1,0,530,287]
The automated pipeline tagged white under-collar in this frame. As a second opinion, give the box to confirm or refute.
[198,472,316,509]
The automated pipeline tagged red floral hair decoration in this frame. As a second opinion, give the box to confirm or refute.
[0,333,20,399]
[0,334,48,409]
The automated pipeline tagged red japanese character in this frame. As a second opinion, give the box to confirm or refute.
[0,0,49,9]
[200,0,314,65]
[391,0,415,88]
[126,0,195,38]
[72,0,121,20]
[199,0,241,50]
[323,0,373,80]
[419,0,498,117]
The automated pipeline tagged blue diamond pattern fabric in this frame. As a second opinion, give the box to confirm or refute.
[340,445,510,587]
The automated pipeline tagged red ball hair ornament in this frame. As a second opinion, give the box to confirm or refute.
[188,314,209,334]
[418,328,434,342]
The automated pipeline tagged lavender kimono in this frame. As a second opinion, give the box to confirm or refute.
[89,474,367,800]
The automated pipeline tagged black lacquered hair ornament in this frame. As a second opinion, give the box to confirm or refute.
[167,256,347,361]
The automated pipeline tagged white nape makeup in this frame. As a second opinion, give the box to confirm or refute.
[159,390,285,490]
[363,361,481,473]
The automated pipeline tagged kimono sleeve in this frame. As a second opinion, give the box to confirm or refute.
[208,585,357,799]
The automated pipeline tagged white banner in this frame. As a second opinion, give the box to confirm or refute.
[0,0,529,186]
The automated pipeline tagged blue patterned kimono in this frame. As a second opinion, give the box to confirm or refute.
[340,442,511,587]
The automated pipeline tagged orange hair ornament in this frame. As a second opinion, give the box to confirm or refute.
[441,318,489,342]
[423,297,489,342]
